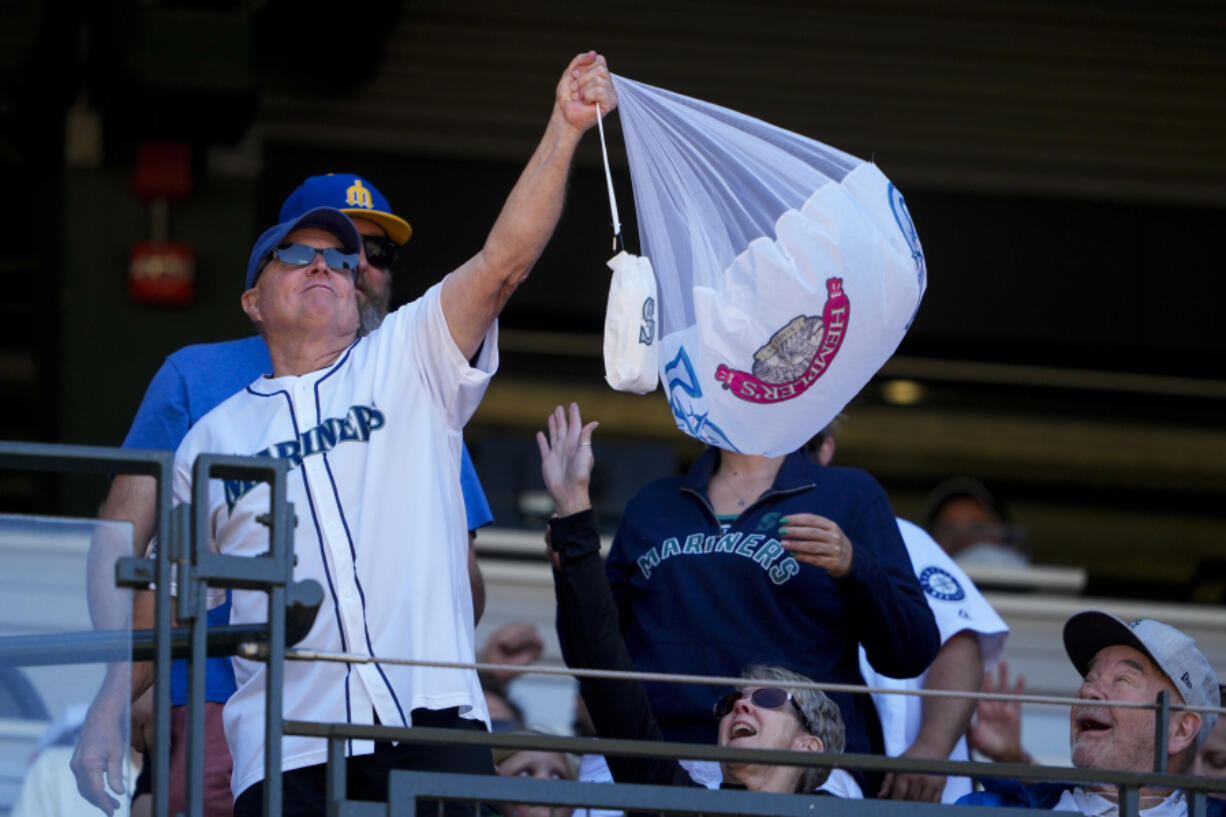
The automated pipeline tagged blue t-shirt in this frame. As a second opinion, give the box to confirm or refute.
[124,336,494,704]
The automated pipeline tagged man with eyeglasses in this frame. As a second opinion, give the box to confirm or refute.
[72,172,494,817]
[79,51,614,817]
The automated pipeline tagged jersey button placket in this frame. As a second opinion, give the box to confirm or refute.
[293,381,358,654]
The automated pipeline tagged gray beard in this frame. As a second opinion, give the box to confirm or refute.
[358,301,385,336]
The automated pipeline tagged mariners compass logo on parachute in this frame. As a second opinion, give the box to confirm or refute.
[713,278,850,404]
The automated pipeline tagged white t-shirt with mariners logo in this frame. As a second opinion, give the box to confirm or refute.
[858,518,1008,803]
[174,281,496,798]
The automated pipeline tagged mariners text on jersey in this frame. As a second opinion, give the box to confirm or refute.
[223,404,386,512]
[635,530,801,585]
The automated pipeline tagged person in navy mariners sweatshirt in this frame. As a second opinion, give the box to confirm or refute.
[541,403,848,796]
[598,405,940,796]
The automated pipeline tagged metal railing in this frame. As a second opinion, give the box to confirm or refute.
[0,442,321,817]
[283,721,1226,817]
[0,442,178,817]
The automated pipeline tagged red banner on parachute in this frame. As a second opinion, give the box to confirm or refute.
[714,278,850,405]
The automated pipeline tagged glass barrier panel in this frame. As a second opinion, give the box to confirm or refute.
[0,514,134,817]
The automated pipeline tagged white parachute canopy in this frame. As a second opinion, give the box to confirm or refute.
[612,74,927,456]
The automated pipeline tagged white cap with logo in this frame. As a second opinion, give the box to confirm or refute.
[1064,610,1220,746]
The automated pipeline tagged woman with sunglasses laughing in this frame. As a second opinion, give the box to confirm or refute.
[538,403,846,795]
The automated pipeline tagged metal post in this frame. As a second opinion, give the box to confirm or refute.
[184,500,206,817]
[151,453,176,817]
[1153,689,1170,774]
[264,461,293,817]
[327,735,346,817]
[189,453,293,817]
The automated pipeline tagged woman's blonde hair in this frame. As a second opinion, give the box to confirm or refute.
[491,728,578,780]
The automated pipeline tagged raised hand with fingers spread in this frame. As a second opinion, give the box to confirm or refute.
[968,659,1030,764]
[536,402,599,517]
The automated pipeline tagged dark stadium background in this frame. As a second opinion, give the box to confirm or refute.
[2,0,1223,601]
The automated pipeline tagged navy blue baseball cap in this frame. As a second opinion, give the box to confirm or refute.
[279,173,412,245]
[245,206,362,290]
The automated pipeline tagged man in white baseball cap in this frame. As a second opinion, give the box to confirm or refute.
[960,610,1222,816]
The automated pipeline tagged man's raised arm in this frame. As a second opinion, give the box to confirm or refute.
[441,51,616,358]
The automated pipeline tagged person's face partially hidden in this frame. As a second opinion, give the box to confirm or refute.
[1193,713,1226,798]
[930,495,1006,556]
[352,217,393,334]
[495,751,574,817]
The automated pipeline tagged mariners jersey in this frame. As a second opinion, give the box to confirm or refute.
[174,282,495,797]
[858,518,1009,803]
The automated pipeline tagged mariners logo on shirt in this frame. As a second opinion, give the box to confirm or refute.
[919,566,965,602]
[634,529,800,586]
[223,404,385,512]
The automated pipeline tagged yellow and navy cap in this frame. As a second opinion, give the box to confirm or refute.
[279,173,412,245]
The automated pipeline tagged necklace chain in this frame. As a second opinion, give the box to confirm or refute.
[715,469,772,508]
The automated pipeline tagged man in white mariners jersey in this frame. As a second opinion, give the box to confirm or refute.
[125,52,613,816]
[71,172,498,817]
[807,424,1009,803]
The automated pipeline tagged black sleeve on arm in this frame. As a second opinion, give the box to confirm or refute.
[550,510,688,787]
[839,494,940,678]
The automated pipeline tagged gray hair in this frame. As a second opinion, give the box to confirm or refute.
[742,665,845,792]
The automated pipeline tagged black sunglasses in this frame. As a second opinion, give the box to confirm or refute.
[362,235,399,270]
[712,687,813,733]
[271,243,359,273]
